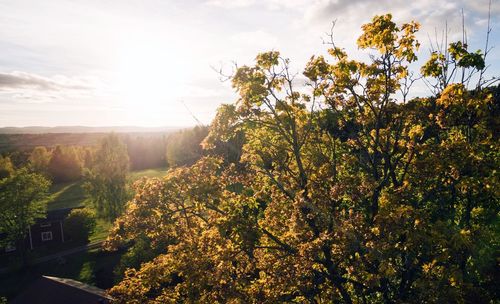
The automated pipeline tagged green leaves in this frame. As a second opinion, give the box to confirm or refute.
[84,134,130,220]
[448,41,485,70]
[0,168,50,245]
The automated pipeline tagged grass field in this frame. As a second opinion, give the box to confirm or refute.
[128,167,168,181]
[45,167,168,242]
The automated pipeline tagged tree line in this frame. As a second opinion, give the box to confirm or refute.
[0,128,210,265]
[0,129,209,185]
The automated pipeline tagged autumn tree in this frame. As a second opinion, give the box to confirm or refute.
[84,134,130,220]
[106,14,499,303]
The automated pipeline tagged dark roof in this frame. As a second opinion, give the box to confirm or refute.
[11,275,112,304]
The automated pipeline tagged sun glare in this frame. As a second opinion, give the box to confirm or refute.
[111,36,188,124]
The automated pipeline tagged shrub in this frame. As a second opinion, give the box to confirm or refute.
[64,208,96,243]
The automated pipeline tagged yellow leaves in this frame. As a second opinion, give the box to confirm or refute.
[328,47,347,59]
[256,51,280,69]
[104,12,500,303]
[422,259,437,274]
[437,83,466,108]
[357,14,420,63]
[365,241,375,248]
[304,55,329,82]
[459,229,470,237]
[421,52,445,77]
[408,124,424,140]
[357,14,398,53]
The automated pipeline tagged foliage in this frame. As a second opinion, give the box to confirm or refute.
[203,104,246,164]
[0,155,15,179]
[107,14,499,303]
[113,235,168,281]
[0,168,51,252]
[28,146,51,176]
[125,135,167,170]
[166,126,209,167]
[64,208,97,243]
[47,145,83,183]
[84,134,130,220]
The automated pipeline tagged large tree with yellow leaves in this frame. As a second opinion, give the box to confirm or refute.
[106,14,499,303]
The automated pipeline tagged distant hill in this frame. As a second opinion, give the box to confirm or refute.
[0,126,184,134]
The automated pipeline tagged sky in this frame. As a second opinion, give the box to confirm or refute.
[0,0,498,127]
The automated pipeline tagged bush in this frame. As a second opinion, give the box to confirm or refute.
[64,208,96,243]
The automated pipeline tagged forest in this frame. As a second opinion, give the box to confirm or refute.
[1,12,499,304]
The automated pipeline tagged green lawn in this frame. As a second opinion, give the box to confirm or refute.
[127,167,168,182]
[89,219,113,243]
[47,167,168,211]
[47,181,89,211]
[44,167,168,242]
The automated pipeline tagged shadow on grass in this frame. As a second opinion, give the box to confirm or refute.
[47,182,88,210]
[0,248,124,301]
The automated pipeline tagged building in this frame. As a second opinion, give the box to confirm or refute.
[11,275,112,304]
[2,207,81,253]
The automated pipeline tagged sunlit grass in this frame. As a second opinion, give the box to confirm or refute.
[44,167,168,243]
[89,219,113,243]
[46,181,89,211]
[127,167,168,182]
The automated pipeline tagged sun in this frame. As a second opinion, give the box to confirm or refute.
[111,36,188,125]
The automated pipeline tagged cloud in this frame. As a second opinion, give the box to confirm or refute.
[0,71,90,91]
[231,30,279,48]
[0,71,101,105]
[205,0,256,9]
[301,0,497,32]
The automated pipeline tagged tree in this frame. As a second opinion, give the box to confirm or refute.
[166,126,209,167]
[125,135,167,170]
[107,14,499,303]
[0,155,15,179]
[63,208,97,243]
[0,168,51,262]
[28,146,51,176]
[84,134,130,220]
[47,145,83,183]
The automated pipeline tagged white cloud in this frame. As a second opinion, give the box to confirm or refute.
[231,30,279,48]
[205,0,256,8]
